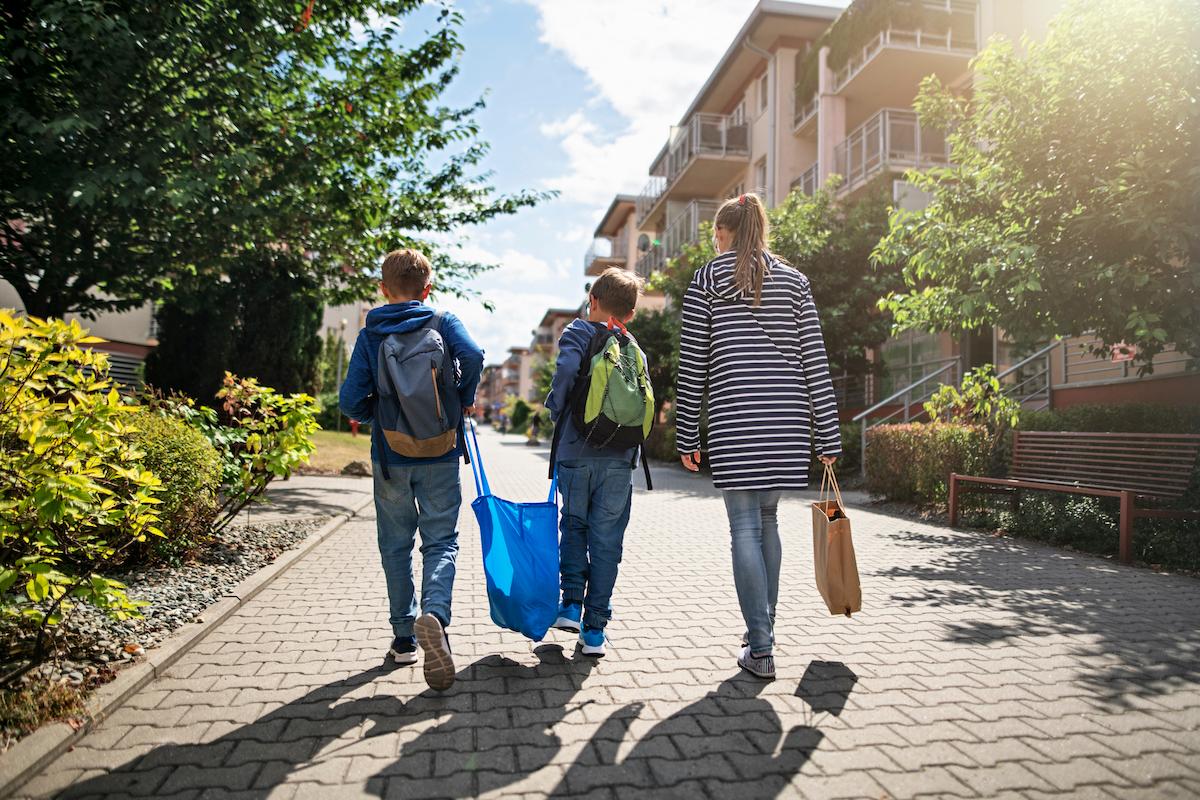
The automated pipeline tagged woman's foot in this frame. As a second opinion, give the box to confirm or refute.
[737,646,776,680]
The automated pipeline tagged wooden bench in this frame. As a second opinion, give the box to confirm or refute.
[948,431,1200,563]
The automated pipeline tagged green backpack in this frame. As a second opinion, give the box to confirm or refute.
[550,323,655,488]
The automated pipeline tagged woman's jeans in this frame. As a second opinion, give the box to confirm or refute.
[722,489,783,656]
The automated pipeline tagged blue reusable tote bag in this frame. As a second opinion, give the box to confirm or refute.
[464,422,560,641]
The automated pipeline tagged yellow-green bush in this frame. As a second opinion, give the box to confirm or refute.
[0,311,162,653]
[865,422,990,505]
[128,411,221,561]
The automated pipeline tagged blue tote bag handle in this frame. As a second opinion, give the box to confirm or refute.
[467,421,556,503]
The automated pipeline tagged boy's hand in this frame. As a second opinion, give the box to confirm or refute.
[680,452,701,472]
[818,455,837,466]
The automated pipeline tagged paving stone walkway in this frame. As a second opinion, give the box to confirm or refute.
[15,427,1200,799]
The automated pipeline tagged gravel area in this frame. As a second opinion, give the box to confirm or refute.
[2,517,324,750]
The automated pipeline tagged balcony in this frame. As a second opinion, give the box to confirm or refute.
[663,200,720,260]
[790,162,820,197]
[583,235,627,276]
[833,108,949,196]
[634,245,665,280]
[793,89,819,134]
[637,113,750,227]
[833,1,978,100]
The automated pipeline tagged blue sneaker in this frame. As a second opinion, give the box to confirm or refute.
[578,626,606,658]
[555,601,582,633]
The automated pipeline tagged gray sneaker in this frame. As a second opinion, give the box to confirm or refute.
[414,613,455,691]
[737,646,776,680]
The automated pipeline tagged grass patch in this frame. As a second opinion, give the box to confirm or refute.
[1,681,87,745]
[307,429,372,474]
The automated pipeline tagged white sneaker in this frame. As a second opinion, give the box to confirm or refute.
[737,646,776,680]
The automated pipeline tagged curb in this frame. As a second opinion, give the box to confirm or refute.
[0,494,374,800]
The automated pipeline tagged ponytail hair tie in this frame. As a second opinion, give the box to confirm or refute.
[738,194,746,206]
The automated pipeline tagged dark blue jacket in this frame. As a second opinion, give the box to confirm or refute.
[339,301,484,466]
[545,318,640,466]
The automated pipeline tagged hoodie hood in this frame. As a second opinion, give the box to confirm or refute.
[365,301,436,336]
[700,251,782,301]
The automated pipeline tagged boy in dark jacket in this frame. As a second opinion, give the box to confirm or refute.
[339,249,484,690]
[544,268,644,658]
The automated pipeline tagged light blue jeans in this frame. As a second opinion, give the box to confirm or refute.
[558,459,633,631]
[722,490,783,657]
[373,461,461,639]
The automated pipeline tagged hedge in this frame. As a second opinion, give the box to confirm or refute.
[128,411,222,562]
[865,422,990,504]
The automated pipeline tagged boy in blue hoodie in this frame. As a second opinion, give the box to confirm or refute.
[339,249,484,690]
[545,268,644,658]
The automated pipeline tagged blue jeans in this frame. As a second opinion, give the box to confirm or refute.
[558,459,633,631]
[373,461,461,639]
[722,490,783,657]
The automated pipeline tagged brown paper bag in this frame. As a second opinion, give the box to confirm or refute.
[812,464,862,617]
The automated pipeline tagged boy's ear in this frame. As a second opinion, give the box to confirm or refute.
[420,283,432,301]
[621,310,636,323]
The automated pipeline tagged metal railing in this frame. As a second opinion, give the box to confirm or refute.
[634,245,664,280]
[853,357,961,475]
[665,113,751,185]
[664,199,720,259]
[793,89,819,131]
[790,162,820,197]
[996,340,1059,411]
[832,2,979,93]
[583,237,615,271]
[636,176,667,225]
[833,108,950,195]
[831,372,874,410]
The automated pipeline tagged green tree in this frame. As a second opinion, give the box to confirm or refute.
[626,309,678,418]
[145,252,323,401]
[0,1,547,319]
[873,0,1200,369]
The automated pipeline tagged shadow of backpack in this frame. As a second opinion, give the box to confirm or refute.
[549,321,655,489]
[375,312,463,465]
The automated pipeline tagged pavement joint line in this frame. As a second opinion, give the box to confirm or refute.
[0,492,375,800]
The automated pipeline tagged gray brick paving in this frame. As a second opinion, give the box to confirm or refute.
[14,427,1200,799]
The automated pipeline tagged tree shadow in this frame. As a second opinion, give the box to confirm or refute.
[880,527,1200,707]
[57,645,594,800]
[549,674,828,798]
[796,661,857,717]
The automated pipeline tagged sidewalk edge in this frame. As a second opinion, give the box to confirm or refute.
[0,494,374,800]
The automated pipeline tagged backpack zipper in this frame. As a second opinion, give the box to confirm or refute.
[431,366,444,423]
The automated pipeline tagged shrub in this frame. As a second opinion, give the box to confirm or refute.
[0,312,163,677]
[128,411,221,562]
[865,422,990,504]
[1020,403,1200,434]
[508,398,531,432]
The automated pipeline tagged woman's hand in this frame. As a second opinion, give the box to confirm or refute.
[818,455,837,467]
[680,452,701,472]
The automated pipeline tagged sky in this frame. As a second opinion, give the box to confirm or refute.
[413,0,847,365]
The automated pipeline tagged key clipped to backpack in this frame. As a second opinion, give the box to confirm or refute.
[375,312,462,459]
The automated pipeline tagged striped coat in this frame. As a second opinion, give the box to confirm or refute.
[675,251,842,490]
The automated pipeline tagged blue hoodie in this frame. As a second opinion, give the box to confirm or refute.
[339,301,484,466]
[545,318,641,466]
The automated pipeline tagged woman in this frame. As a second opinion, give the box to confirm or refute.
[675,193,840,680]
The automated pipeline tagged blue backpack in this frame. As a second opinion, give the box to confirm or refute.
[375,313,462,459]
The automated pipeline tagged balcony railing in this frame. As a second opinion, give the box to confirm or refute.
[833,108,949,194]
[664,200,720,259]
[832,1,979,93]
[793,89,819,131]
[634,245,665,280]
[790,162,820,197]
[636,176,667,225]
[665,113,750,183]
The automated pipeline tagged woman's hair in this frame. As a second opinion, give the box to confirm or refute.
[714,193,771,306]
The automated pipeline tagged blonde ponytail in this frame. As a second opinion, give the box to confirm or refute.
[715,193,771,306]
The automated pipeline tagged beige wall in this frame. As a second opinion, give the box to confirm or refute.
[0,278,156,350]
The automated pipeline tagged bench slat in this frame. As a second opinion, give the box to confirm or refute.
[1017,431,1200,442]
[1014,443,1200,462]
[1010,457,1195,484]
[1004,472,1180,497]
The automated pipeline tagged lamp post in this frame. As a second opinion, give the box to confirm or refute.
[335,318,347,432]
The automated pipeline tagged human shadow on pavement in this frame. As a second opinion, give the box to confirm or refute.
[549,674,824,799]
[56,645,594,800]
[880,527,1200,707]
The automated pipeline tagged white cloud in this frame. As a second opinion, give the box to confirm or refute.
[438,287,579,367]
[525,0,763,206]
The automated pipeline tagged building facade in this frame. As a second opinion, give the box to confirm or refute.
[603,0,1197,414]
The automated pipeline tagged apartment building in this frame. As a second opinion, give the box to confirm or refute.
[582,196,667,314]
[607,0,1197,415]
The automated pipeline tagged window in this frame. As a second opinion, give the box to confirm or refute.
[758,73,769,114]
[730,100,745,128]
[754,158,767,194]
[730,181,745,199]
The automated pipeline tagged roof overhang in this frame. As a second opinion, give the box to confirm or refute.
[593,195,638,238]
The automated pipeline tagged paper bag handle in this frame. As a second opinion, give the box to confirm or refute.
[819,462,846,514]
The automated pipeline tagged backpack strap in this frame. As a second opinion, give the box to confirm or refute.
[639,444,653,491]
